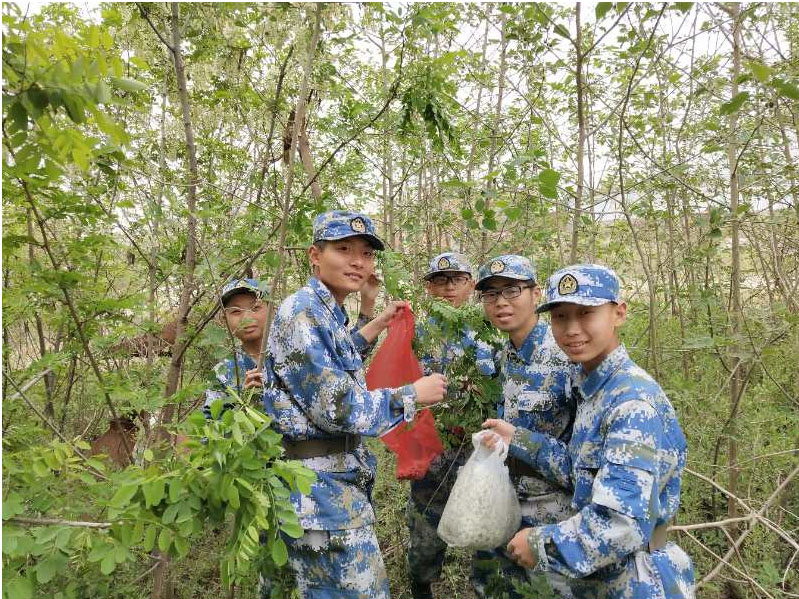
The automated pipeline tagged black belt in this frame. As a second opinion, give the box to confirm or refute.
[282,435,361,459]
[507,457,538,478]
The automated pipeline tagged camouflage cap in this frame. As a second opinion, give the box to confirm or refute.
[312,210,385,250]
[220,278,268,306]
[475,255,537,290]
[424,251,473,280]
[537,264,621,313]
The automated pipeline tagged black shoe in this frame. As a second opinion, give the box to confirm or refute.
[410,581,434,599]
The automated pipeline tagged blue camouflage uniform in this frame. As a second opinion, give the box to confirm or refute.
[472,255,577,598]
[262,210,416,599]
[511,265,695,599]
[406,252,498,594]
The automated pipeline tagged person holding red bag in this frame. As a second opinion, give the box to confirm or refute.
[262,210,447,599]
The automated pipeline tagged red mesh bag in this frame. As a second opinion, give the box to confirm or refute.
[366,307,444,479]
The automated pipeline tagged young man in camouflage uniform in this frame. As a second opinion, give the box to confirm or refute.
[485,264,695,599]
[407,251,498,599]
[203,278,269,418]
[262,210,447,599]
[474,255,576,598]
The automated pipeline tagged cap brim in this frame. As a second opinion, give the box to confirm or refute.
[319,233,385,250]
[475,273,532,290]
[423,270,471,281]
[536,297,613,313]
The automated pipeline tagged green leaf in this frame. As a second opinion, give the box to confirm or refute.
[109,76,148,92]
[143,479,166,508]
[772,79,799,100]
[595,3,612,20]
[110,484,138,508]
[539,168,560,187]
[5,576,34,599]
[675,2,693,12]
[8,100,28,133]
[143,448,154,462]
[143,525,157,552]
[36,553,67,583]
[553,23,570,39]
[227,484,240,509]
[746,60,772,83]
[158,528,173,553]
[271,537,288,566]
[168,478,183,503]
[719,91,750,116]
[100,551,116,575]
[3,492,24,519]
[280,520,304,539]
[173,535,189,558]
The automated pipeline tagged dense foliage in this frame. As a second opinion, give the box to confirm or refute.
[3,2,798,598]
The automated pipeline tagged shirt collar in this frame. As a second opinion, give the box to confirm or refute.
[309,277,349,326]
[506,320,549,364]
[575,344,628,399]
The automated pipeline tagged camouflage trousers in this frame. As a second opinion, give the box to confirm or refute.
[262,527,390,599]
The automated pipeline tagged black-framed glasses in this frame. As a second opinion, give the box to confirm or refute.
[479,284,534,304]
[429,274,471,287]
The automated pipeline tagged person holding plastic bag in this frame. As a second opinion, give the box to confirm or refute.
[262,210,447,599]
[473,255,577,598]
[405,252,499,599]
[483,264,695,599]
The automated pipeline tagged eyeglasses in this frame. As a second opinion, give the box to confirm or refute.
[223,301,266,317]
[429,274,471,287]
[479,284,534,304]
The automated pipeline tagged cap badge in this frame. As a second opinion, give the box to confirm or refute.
[558,273,578,295]
[350,217,366,233]
[490,260,505,274]
[437,256,451,270]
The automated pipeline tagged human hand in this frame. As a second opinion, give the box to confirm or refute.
[360,273,382,306]
[481,418,515,447]
[413,373,447,406]
[507,528,537,569]
[243,368,264,389]
[374,300,409,330]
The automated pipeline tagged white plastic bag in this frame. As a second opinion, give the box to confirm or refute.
[437,430,522,550]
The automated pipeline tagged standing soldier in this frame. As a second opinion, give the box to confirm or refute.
[407,251,499,599]
[484,264,695,599]
[474,255,576,598]
[263,210,447,599]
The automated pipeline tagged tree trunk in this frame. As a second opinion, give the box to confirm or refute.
[725,2,743,532]
[571,3,586,263]
[481,10,507,258]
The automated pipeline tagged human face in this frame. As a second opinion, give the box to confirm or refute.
[548,302,627,372]
[309,236,376,304]
[223,293,268,348]
[425,273,475,307]
[480,277,541,347]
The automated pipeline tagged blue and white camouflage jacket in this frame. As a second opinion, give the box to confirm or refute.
[512,345,694,598]
[263,277,417,531]
[203,314,374,420]
[203,350,257,419]
[500,320,577,524]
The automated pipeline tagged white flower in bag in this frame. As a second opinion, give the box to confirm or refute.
[437,430,522,550]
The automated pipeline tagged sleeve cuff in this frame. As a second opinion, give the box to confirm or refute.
[351,330,370,353]
[397,385,417,422]
[509,427,545,463]
[529,527,549,573]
